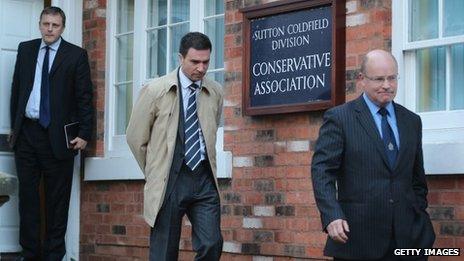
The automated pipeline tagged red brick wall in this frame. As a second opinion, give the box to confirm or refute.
[83,0,106,157]
[427,177,464,254]
[80,0,464,260]
[80,181,149,260]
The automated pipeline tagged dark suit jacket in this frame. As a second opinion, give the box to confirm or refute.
[311,95,435,259]
[10,38,93,159]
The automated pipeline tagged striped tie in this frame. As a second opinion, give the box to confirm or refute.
[184,83,202,170]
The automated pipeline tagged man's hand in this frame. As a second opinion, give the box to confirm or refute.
[327,219,350,244]
[70,137,88,150]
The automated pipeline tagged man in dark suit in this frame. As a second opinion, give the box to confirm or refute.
[9,6,93,260]
[126,32,223,261]
[311,49,435,260]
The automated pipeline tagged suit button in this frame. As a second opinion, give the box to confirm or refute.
[389,199,394,203]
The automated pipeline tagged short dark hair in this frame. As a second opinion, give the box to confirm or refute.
[179,32,212,57]
[40,6,66,27]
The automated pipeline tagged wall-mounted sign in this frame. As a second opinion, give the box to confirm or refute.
[240,0,346,115]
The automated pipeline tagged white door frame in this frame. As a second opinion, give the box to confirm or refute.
[0,0,42,253]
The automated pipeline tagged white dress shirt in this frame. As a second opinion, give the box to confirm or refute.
[25,38,61,119]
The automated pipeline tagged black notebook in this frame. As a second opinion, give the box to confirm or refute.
[64,122,79,149]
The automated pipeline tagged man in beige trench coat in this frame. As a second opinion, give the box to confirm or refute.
[126,32,223,261]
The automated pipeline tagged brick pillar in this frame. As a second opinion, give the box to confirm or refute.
[82,0,106,157]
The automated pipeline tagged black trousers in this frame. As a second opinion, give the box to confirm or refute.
[333,236,398,261]
[14,118,74,261]
[149,161,223,261]
[333,231,428,261]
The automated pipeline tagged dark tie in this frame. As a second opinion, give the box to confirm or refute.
[378,107,398,168]
[39,46,51,128]
[184,83,202,170]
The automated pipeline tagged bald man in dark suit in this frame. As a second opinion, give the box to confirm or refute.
[312,50,435,260]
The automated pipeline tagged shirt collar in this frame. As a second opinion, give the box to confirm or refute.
[40,37,62,51]
[362,92,395,116]
[179,67,201,90]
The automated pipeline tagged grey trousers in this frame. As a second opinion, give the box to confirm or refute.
[149,161,223,261]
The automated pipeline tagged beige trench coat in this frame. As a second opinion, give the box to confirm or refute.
[126,69,223,227]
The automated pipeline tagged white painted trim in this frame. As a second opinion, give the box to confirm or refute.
[424,143,464,174]
[84,156,144,181]
[216,127,232,178]
[105,0,116,156]
[404,35,464,50]
[134,0,147,96]
[391,0,405,105]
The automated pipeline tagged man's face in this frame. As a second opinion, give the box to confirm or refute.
[360,52,398,107]
[39,14,64,45]
[179,48,211,82]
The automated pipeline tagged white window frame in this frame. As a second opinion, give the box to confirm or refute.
[85,0,231,180]
[392,0,464,175]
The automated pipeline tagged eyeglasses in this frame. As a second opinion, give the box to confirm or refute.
[363,74,399,85]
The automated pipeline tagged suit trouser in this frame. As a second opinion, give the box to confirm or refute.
[149,161,223,261]
[333,235,398,261]
[333,229,428,261]
[15,118,74,261]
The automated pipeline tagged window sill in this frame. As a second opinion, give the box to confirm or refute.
[423,142,464,175]
[84,156,144,181]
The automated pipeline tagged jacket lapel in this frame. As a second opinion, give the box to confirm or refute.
[49,39,69,77]
[175,69,185,144]
[26,40,42,89]
[353,96,392,170]
[393,104,408,171]
[177,85,185,144]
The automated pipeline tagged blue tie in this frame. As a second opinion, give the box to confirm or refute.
[184,83,202,170]
[378,108,398,168]
[39,46,51,128]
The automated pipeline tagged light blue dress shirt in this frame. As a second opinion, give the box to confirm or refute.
[25,38,62,119]
[179,68,206,160]
[362,93,400,149]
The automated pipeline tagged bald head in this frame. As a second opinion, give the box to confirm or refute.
[360,49,398,75]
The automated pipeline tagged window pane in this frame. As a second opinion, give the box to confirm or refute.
[416,47,446,112]
[409,0,438,41]
[115,83,133,135]
[117,0,134,33]
[147,28,167,78]
[148,0,167,27]
[116,34,133,82]
[205,17,224,69]
[444,0,464,37]
[451,44,464,110]
[171,0,189,23]
[205,0,224,16]
[170,23,190,72]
